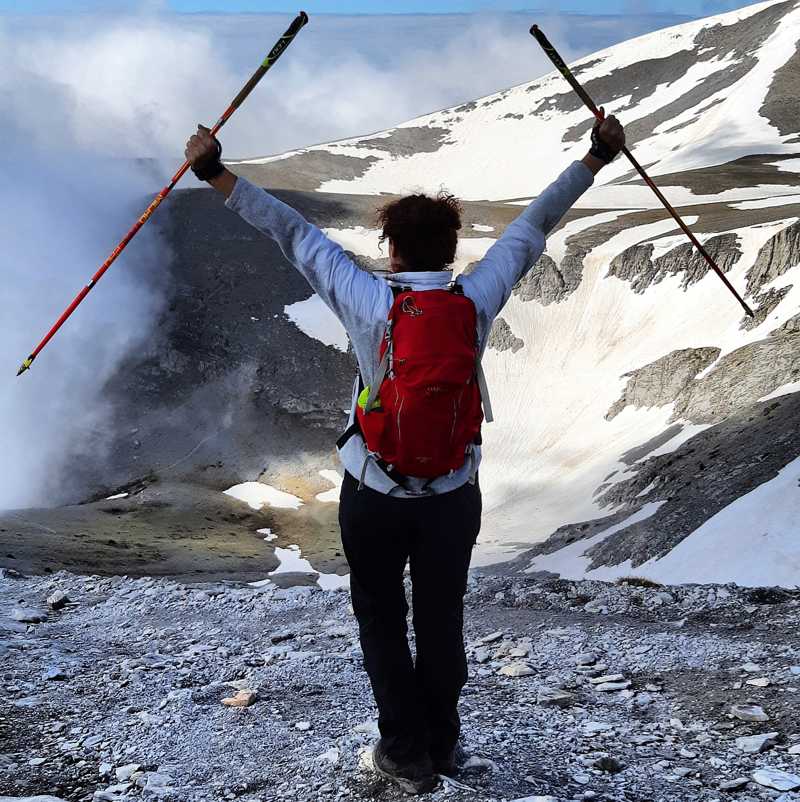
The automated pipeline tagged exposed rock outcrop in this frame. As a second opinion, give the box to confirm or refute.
[513,246,588,305]
[608,234,741,293]
[746,219,800,297]
[740,286,792,331]
[488,318,524,353]
[673,327,800,423]
[606,348,721,420]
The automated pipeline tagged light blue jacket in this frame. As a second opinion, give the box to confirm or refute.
[225,161,594,496]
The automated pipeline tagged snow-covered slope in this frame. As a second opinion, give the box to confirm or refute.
[227,0,800,586]
[232,0,800,206]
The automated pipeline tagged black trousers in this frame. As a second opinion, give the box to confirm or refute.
[339,470,482,763]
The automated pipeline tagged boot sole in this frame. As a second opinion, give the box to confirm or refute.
[372,751,438,795]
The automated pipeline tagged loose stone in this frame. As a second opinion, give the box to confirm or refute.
[47,590,69,610]
[731,704,769,722]
[11,606,47,623]
[735,732,779,753]
[221,690,257,707]
[719,777,750,791]
[575,652,598,666]
[751,768,800,791]
[43,667,67,681]
[498,662,535,678]
[589,674,626,685]
[595,680,632,692]
[537,687,575,708]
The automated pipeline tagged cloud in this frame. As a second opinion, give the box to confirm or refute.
[0,16,171,510]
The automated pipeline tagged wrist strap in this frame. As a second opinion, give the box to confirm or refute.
[192,137,225,182]
[590,122,620,164]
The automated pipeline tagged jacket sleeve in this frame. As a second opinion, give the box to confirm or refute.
[459,160,594,321]
[224,176,390,328]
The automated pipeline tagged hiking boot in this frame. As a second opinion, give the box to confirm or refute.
[431,742,467,776]
[372,738,437,795]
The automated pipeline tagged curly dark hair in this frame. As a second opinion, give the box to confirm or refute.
[377,191,462,271]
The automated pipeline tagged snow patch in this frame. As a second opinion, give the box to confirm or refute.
[284,294,349,353]
[315,470,342,503]
[263,544,350,591]
[767,158,800,173]
[621,457,800,587]
[759,381,800,402]
[321,226,384,259]
[224,482,303,511]
[731,194,800,210]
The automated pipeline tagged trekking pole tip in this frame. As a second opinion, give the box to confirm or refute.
[16,356,34,377]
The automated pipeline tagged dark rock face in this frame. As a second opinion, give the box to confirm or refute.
[625,154,800,195]
[746,219,800,296]
[230,151,378,192]
[760,39,800,136]
[608,234,741,294]
[606,347,721,420]
[587,392,800,569]
[513,253,561,303]
[619,424,685,465]
[504,391,800,572]
[488,318,524,353]
[345,251,389,272]
[95,187,360,495]
[351,126,451,156]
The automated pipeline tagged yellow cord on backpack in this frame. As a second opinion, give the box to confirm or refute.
[358,385,381,411]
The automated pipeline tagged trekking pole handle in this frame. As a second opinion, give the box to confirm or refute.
[287,10,310,35]
[530,25,603,121]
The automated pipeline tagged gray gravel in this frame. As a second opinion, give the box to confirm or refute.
[3,569,800,802]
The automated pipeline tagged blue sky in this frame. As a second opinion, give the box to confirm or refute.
[0,0,748,15]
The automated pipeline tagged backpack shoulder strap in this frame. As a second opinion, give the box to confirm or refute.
[449,278,494,424]
[476,358,494,423]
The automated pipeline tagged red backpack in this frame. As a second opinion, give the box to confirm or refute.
[345,282,493,481]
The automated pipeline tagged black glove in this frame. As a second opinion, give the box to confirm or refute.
[590,120,621,164]
[191,135,225,182]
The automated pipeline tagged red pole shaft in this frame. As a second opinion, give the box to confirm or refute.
[17,11,309,377]
[529,24,754,319]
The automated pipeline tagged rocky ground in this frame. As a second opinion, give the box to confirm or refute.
[2,567,800,802]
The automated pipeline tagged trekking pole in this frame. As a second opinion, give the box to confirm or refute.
[530,24,754,318]
[16,11,310,377]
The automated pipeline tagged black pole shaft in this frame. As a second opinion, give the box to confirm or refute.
[530,24,754,318]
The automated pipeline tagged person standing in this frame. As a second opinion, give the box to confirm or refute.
[185,109,625,794]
